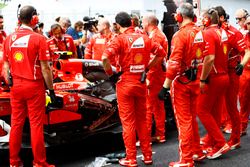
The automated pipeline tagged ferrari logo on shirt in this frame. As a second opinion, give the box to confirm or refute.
[14,51,24,62]
[134,53,143,63]
[196,48,202,58]
[223,45,228,55]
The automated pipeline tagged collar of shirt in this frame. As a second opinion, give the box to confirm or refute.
[20,25,33,31]
[179,22,195,30]
[123,27,135,34]
[53,35,65,42]
[149,26,158,38]
[221,21,229,30]
[206,24,219,30]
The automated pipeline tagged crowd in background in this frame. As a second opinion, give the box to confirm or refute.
[0,2,250,167]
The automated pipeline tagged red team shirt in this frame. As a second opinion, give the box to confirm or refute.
[3,26,49,80]
[84,32,117,65]
[147,27,168,79]
[222,23,246,68]
[46,34,76,60]
[244,32,250,69]
[166,22,203,80]
[103,27,166,80]
[203,25,229,74]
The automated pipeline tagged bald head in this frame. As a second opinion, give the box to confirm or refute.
[235,8,249,28]
[97,18,111,34]
[235,9,248,19]
[98,18,111,28]
[59,17,71,29]
[143,13,158,26]
[142,13,158,33]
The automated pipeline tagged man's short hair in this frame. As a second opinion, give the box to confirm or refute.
[204,8,219,25]
[0,15,3,19]
[74,21,84,29]
[19,5,37,24]
[59,17,71,27]
[177,3,194,19]
[50,23,63,32]
[115,12,131,27]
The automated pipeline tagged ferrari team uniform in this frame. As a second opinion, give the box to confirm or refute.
[221,23,246,144]
[47,34,76,60]
[197,25,229,154]
[239,32,250,134]
[0,30,7,45]
[166,22,204,165]
[84,32,117,66]
[103,27,166,161]
[146,26,168,141]
[3,25,50,166]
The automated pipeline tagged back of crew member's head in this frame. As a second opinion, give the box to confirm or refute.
[115,12,131,28]
[131,14,140,27]
[177,2,194,20]
[143,13,158,26]
[214,6,230,22]
[19,5,37,24]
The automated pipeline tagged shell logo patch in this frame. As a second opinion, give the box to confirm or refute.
[14,51,24,62]
[134,53,143,63]
[223,45,227,55]
[196,48,202,58]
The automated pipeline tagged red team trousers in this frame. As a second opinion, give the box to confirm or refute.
[10,78,47,165]
[171,78,202,162]
[197,74,229,148]
[224,70,241,142]
[146,75,166,137]
[116,76,152,160]
[239,69,250,132]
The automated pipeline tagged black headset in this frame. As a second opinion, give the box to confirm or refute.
[243,9,249,18]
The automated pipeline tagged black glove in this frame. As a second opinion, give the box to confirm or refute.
[235,63,244,76]
[109,71,123,83]
[140,71,147,83]
[140,68,149,83]
[49,89,57,104]
[158,87,170,100]
[7,70,13,87]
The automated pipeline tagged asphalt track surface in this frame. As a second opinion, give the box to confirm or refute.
[0,122,249,167]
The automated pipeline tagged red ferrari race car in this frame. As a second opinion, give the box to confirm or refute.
[0,51,175,148]
[0,51,121,148]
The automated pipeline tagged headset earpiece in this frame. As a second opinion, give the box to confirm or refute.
[193,14,197,23]
[30,15,39,26]
[202,17,211,27]
[202,8,216,27]
[175,13,183,23]
[243,9,249,18]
